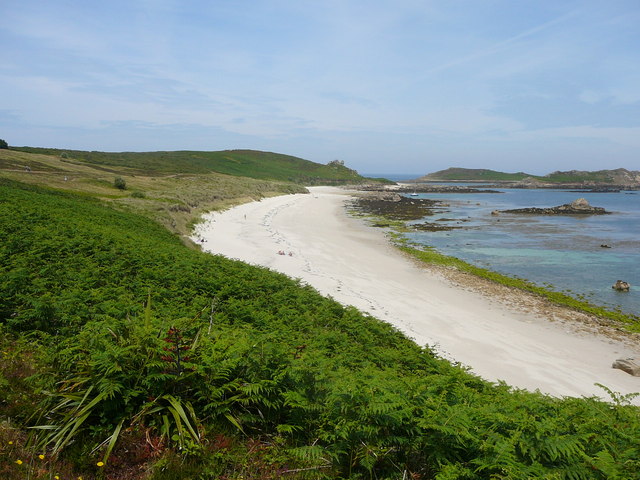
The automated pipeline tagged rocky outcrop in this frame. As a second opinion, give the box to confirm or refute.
[612,358,640,376]
[359,184,500,194]
[397,185,500,193]
[546,168,640,186]
[408,167,640,189]
[350,193,441,221]
[513,176,541,187]
[500,198,610,215]
[364,191,402,202]
[612,280,631,291]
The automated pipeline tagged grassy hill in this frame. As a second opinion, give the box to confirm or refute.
[11,147,369,184]
[543,168,640,185]
[1,148,361,239]
[416,168,532,182]
[418,167,640,185]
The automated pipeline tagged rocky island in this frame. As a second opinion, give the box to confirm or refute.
[410,167,640,190]
[496,198,610,215]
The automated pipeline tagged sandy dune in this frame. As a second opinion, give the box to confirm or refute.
[192,187,640,401]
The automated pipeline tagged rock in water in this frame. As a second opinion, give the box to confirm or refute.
[499,198,609,215]
[612,280,631,291]
[570,198,590,209]
[612,358,640,376]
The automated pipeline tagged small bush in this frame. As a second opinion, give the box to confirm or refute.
[131,191,145,198]
[114,177,127,190]
[0,139,8,149]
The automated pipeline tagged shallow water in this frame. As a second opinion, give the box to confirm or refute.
[402,188,640,315]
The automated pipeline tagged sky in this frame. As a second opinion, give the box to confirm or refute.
[1,1,639,175]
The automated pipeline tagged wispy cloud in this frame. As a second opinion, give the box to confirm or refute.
[1,0,639,172]
[422,10,580,76]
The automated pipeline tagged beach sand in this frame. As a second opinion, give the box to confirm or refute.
[193,186,640,401]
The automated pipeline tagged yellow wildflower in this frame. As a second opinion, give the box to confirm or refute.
[38,454,45,460]
[15,459,23,465]
[96,461,104,467]
[8,440,13,445]
[54,476,60,480]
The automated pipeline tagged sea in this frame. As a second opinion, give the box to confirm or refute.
[363,175,640,317]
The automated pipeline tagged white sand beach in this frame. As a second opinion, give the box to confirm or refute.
[192,187,640,401]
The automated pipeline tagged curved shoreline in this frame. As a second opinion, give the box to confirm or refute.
[192,187,640,401]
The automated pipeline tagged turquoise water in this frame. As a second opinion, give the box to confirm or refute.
[403,188,640,316]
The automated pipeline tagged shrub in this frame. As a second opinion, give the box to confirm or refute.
[114,176,127,190]
[0,139,8,149]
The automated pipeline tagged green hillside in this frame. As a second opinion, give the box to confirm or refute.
[0,148,308,239]
[543,168,640,184]
[417,167,640,185]
[419,167,532,182]
[12,147,369,184]
[1,180,639,479]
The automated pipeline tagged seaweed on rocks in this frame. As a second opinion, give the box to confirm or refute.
[349,192,442,221]
[411,222,462,231]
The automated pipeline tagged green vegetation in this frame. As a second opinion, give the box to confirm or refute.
[419,167,639,185]
[0,139,8,149]
[1,172,640,479]
[113,176,127,190]
[12,147,374,184]
[421,168,637,185]
[0,147,390,239]
[420,168,532,182]
[543,169,634,184]
[0,148,308,238]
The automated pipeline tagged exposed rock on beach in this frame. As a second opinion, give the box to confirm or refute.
[349,191,441,221]
[612,358,640,376]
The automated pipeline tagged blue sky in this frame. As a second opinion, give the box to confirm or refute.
[1,0,639,175]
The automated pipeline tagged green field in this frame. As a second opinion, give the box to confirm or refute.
[11,147,371,184]
[1,149,640,479]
